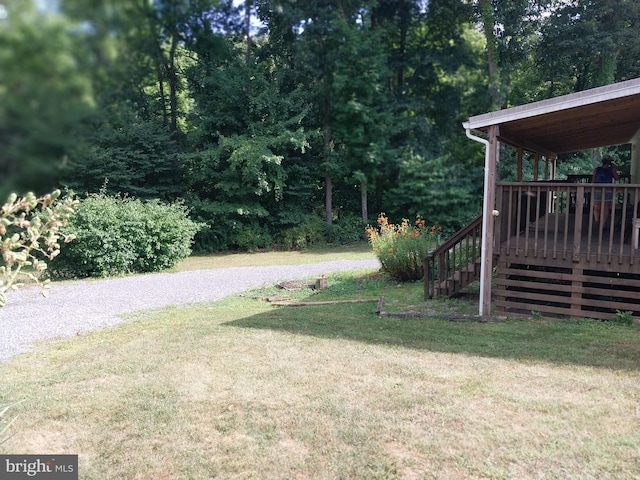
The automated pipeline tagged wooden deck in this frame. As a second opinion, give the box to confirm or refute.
[502,212,639,270]
[494,183,640,320]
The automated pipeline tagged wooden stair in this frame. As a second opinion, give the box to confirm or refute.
[437,257,481,294]
[424,215,483,299]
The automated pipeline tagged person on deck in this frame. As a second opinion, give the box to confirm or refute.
[591,155,620,225]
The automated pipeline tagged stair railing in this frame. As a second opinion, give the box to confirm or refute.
[424,214,483,300]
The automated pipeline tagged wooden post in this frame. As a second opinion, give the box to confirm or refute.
[517,148,523,182]
[570,266,583,314]
[572,186,584,261]
[315,275,328,289]
[631,131,640,184]
[494,185,503,252]
[544,155,550,179]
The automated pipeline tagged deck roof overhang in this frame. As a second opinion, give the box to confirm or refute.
[463,77,640,156]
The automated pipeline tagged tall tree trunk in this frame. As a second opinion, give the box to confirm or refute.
[167,34,179,132]
[360,180,368,223]
[478,0,502,110]
[375,176,384,216]
[155,54,168,127]
[394,1,411,95]
[325,175,333,224]
[593,49,618,88]
[324,124,333,225]
[245,0,252,93]
[245,0,252,64]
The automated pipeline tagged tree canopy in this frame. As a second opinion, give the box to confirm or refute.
[1,0,638,250]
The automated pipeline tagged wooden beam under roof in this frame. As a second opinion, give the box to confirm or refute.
[463,78,640,154]
[496,130,557,158]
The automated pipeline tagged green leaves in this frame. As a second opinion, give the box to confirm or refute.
[62,112,182,200]
[389,152,483,230]
[49,194,201,278]
[0,2,93,197]
[2,0,637,256]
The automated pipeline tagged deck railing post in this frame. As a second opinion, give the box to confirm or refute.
[572,185,584,261]
[495,185,503,249]
[423,255,432,300]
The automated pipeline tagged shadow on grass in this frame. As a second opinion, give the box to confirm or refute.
[225,298,640,372]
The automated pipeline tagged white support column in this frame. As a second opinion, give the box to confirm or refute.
[465,126,498,317]
[480,126,498,316]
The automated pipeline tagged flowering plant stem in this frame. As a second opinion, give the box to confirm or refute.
[0,190,76,306]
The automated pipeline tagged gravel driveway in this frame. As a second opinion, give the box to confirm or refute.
[0,258,380,363]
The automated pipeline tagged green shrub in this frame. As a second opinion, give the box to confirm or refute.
[326,215,367,244]
[191,219,231,254]
[129,199,202,272]
[229,222,273,251]
[612,310,634,326]
[50,194,201,278]
[278,215,326,249]
[366,214,441,281]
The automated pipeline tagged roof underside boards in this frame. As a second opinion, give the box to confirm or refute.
[463,78,640,155]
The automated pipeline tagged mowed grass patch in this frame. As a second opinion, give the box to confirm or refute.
[173,242,374,271]
[1,272,639,480]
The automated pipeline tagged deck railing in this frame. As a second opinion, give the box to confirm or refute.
[424,214,482,299]
[495,182,640,265]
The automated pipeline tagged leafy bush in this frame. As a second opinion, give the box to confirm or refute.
[326,215,367,244]
[0,190,76,306]
[191,226,229,254]
[129,199,202,272]
[50,194,201,278]
[366,214,441,281]
[278,215,327,250]
[229,222,273,251]
[612,310,634,326]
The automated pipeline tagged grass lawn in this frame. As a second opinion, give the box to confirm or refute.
[1,247,639,479]
[171,242,375,271]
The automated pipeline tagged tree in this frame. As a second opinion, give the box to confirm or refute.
[258,0,403,226]
[369,0,487,227]
[535,0,640,96]
[61,107,182,200]
[475,0,549,109]
[315,9,394,224]
[0,1,93,198]
[57,0,217,199]
[33,0,640,253]
[292,1,346,225]
[182,6,311,249]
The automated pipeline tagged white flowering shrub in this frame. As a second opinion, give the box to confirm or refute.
[0,190,76,307]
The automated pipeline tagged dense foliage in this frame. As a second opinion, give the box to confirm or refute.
[1,0,638,251]
[49,194,201,278]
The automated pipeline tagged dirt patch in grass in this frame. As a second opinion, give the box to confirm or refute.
[277,279,314,290]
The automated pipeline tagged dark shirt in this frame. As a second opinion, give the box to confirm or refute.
[593,166,614,184]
